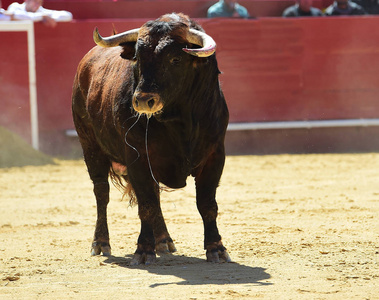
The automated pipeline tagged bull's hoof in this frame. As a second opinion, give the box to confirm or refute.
[155,238,177,255]
[206,249,232,263]
[206,242,232,263]
[91,241,111,256]
[130,250,156,266]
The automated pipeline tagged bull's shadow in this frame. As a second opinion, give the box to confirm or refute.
[103,254,271,288]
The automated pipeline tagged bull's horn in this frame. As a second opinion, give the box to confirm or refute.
[93,27,139,47]
[183,29,216,57]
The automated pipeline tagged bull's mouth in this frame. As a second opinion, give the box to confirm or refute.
[134,108,163,119]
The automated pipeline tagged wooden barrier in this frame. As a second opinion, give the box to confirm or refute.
[1,16,379,155]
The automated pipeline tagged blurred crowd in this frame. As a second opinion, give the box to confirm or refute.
[282,0,374,17]
[0,0,72,27]
[1,0,378,27]
[207,0,376,18]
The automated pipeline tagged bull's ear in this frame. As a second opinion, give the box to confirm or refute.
[120,42,136,60]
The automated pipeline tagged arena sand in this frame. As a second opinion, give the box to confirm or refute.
[0,133,378,299]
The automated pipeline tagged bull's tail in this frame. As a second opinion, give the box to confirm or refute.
[109,168,137,206]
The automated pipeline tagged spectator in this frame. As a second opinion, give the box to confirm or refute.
[324,0,367,15]
[352,0,379,14]
[207,0,250,18]
[7,0,73,27]
[0,0,13,20]
[282,0,323,17]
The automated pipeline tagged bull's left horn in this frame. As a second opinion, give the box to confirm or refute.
[93,27,140,48]
[182,29,216,58]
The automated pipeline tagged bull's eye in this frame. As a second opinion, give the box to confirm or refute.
[170,57,182,65]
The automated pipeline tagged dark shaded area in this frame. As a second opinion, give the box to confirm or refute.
[0,126,55,168]
[103,254,271,287]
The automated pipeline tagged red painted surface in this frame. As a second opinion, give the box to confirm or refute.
[1,16,379,154]
[0,32,31,143]
[204,17,379,122]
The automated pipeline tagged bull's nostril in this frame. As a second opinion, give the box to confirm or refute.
[147,99,155,109]
[134,100,139,107]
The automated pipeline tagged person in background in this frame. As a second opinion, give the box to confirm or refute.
[324,0,367,15]
[282,0,323,17]
[352,0,379,14]
[7,0,72,27]
[0,0,14,20]
[207,0,250,18]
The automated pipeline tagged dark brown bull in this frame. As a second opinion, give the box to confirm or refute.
[72,13,230,265]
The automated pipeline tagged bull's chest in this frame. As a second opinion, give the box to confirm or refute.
[147,142,193,189]
[116,119,203,189]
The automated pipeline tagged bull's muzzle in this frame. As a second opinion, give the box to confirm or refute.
[132,92,163,117]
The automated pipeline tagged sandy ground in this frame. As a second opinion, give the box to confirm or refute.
[0,154,378,299]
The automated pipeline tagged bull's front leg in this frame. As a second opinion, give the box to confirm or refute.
[128,169,175,265]
[130,186,162,265]
[195,149,231,263]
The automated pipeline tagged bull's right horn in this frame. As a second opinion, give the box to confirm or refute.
[182,29,216,58]
[93,27,140,48]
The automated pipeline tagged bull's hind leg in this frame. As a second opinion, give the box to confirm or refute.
[195,148,231,263]
[150,185,176,255]
[154,221,177,254]
[83,147,112,256]
[153,193,177,255]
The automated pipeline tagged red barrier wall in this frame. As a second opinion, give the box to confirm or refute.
[208,17,379,122]
[0,31,31,142]
[1,16,379,154]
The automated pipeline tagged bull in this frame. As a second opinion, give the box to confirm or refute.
[72,13,230,265]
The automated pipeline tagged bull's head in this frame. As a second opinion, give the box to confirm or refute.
[93,14,217,118]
